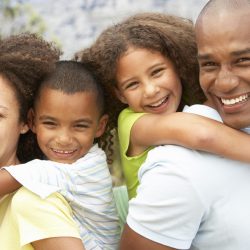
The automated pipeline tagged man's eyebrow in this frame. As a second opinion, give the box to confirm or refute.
[231,48,250,56]
[197,48,250,60]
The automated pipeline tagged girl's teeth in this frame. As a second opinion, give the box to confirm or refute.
[221,94,248,105]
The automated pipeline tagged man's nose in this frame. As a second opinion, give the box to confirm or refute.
[215,65,239,93]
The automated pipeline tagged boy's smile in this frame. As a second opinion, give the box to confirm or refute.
[30,87,107,164]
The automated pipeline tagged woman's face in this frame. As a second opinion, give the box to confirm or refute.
[0,75,28,167]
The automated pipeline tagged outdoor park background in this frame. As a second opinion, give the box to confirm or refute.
[0,0,209,184]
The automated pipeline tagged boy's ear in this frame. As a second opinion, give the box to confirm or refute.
[95,114,109,138]
[27,108,36,133]
[114,87,128,104]
[20,123,29,135]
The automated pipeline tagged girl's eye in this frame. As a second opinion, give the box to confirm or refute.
[125,81,139,90]
[152,68,164,76]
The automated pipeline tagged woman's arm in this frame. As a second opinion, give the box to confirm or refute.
[130,112,250,163]
[0,169,21,196]
[33,237,85,250]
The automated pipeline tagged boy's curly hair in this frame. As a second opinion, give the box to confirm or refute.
[77,12,206,134]
[0,33,61,163]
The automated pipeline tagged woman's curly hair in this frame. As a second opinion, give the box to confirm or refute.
[0,33,61,163]
[77,12,206,133]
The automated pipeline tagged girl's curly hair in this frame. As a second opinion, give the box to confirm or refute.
[77,12,206,134]
[0,33,61,163]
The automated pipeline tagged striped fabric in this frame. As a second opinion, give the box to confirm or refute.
[4,144,120,249]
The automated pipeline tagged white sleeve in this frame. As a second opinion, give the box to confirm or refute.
[3,160,61,198]
[127,147,206,249]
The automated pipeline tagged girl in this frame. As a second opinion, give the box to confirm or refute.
[78,12,250,200]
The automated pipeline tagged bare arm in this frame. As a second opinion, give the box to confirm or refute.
[32,237,85,250]
[0,169,21,196]
[120,224,176,250]
[130,112,250,163]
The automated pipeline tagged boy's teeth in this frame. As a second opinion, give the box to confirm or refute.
[151,97,166,107]
[221,94,248,105]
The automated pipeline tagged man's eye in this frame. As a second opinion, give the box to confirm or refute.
[237,57,250,65]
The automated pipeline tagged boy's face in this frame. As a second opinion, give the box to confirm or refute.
[115,47,182,115]
[196,8,250,129]
[30,87,108,164]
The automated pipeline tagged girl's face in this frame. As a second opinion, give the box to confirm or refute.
[29,87,108,164]
[115,47,182,114]
[0,75,28,167]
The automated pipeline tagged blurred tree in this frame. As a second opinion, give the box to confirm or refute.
[0,0,62,47]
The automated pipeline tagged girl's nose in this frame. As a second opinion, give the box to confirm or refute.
[56,129,72,145]
[143,81,160,98]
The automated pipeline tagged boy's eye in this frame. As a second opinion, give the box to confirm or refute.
[75,124,89,129]
[42,121,57,127]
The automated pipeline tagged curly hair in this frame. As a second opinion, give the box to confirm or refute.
[77,12,206,133]
[0,33,61,163]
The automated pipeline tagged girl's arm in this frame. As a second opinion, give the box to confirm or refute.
[0,169,21,196]
[130,112,250,163]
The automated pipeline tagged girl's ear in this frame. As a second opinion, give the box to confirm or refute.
[95,114,109,138]
[114,87,128,104]
[27,108,36,133]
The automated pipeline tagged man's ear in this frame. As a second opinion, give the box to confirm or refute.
[114,87,128,104]
[95,114,109,138]
[27,108,36,133]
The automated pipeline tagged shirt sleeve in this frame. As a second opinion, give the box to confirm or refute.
[0,187,80,248]
[127,146,206,249]
[3,159,62,198]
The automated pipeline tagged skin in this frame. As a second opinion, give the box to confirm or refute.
[0,86,108,250]
[29,87,108,164]
[120,3,250,250]
[116,47,182,115]
[0,75,29,167]
[196,7,250,129]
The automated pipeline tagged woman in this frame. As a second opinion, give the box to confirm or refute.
[0,33,85,250]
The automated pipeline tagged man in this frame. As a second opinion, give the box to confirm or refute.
[120,0,250,249]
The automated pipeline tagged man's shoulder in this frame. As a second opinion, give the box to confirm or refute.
[183,104,223,122]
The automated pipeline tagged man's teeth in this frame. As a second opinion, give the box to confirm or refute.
[221,94,248,105]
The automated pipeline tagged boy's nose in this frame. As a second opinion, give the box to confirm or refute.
[215,66,239,93]
[56,130,72,145]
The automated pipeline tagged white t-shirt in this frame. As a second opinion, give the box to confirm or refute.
[127,105,250,250]
[4,144,120,250]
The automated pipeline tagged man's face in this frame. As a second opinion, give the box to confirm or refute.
[196,8,250,129]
